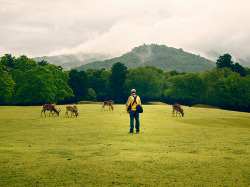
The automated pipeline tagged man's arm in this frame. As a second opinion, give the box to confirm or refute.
[125,96,132,111]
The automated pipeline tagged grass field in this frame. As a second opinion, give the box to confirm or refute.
[0,104,249,186]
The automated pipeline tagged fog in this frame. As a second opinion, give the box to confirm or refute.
[0,0,249,63]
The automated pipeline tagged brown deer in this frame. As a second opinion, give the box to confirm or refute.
[101,100,114,111]
[172,103,184,117]
[65,106,78,117]
[41,102,61,117]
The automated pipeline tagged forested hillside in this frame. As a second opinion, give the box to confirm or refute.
[75,44,216,73]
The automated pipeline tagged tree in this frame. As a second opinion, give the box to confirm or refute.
[202,68,238,106]
[109,62,128,103]
[45,64,73,103]
[202,68,249,111]
[145,66,164,76]
[14,55,38,71]
[232,62,247,77]
[236,75,250,111]
[216,53,233,69]
[86,68,111,101]
[0,54,75,105]
[68,69,88,102]
[8,57,73,105]
[163,70,186,80]
[124,67,164,101]
[1,54,16,69]
[38,60,49,66]
[86,88,97,101]
[216,53,247,77]
[164,73,206,106]
[0,61,15,105]
[13,67,56,105]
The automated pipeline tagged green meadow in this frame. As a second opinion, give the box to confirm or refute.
[0,104,249,186]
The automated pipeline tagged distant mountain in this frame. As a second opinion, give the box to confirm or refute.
[236,58,250,68]
[33,53,112,71]
[205,50,250,68]
[75,44,216,73]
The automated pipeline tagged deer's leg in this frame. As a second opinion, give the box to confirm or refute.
[41,109,44,117]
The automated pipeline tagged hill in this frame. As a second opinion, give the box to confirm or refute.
[236,58,250,68]
[33,53,112,71]
[75,44,216,73]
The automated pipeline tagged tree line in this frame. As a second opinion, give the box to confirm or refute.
[0,53,249,112]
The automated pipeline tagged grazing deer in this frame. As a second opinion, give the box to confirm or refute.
[101,100,114,111]
[65,106,78,117]
[41,102,61,117]
[172,103,184,117]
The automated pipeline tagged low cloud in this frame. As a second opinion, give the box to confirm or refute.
[1,0,250,63]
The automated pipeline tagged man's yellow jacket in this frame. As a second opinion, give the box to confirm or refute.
[126,94,141,111]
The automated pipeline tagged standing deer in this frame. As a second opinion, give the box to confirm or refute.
[101,100,114,111]
[65,106,78,117]
[172,103,184,117]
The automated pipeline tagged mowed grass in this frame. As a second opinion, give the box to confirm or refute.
[0,104,249,186]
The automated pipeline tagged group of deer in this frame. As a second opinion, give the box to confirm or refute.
[41,101,184,117]
[41,102,78,117]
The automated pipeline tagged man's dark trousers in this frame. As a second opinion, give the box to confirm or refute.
[130,110,140,133]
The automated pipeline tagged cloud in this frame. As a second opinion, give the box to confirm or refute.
[0,0,250,63]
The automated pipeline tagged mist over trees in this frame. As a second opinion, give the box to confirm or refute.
[0,53,249,112]
[75,44,215,73]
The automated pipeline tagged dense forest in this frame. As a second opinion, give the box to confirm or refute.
[0,53,249,112]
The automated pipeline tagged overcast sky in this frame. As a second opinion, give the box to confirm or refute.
[0,0,250,62]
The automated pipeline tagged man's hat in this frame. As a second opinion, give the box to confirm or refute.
[131,89,136,93]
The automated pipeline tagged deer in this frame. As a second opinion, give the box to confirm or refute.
[172,103,184,117]
[41,102,61,117]
[101,100,114,111]
[65,106,78,117]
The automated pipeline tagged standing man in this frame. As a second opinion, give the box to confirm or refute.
[126,89,141,133]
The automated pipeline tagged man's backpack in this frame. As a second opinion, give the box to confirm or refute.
[136,104,143,113]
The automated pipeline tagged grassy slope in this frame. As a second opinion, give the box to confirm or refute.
[0,104,249,186]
